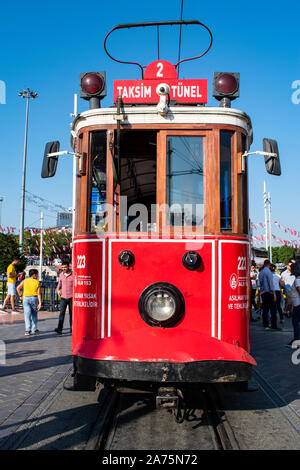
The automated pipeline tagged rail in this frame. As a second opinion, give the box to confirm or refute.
[0,280,60,311]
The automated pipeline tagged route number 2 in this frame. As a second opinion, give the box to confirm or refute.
[77,255,86,269]
[156,62,163,77]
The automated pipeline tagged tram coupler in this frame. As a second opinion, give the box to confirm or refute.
[156,387,179,409]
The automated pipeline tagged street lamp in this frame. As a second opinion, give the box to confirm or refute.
[18,88,38,251]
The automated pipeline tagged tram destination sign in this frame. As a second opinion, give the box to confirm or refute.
[114,60,207,105]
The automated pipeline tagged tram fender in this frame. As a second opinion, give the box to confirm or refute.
[72,328,256,365]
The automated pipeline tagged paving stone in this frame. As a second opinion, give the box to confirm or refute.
[251,318,300,412]
[0,312,72,444]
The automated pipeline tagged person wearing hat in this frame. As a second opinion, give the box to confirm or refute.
[258,259,282,330]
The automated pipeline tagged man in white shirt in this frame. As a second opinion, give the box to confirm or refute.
[280,259,296,316]
[287,262,300,347]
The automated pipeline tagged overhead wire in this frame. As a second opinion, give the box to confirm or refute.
[177,0,184,77]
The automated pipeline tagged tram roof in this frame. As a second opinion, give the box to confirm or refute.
[71,105,253,146]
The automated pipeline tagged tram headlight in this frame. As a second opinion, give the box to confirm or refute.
[146,292,176,320]
[139,283,185,327]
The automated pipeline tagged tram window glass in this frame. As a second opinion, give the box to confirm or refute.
[90,131,107,232]
[220,131,233,231]
[166,136,204,227]
[119,130,157,232]
[241,133,249,234]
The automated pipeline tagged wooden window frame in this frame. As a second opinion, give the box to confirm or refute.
[157,130,209,235]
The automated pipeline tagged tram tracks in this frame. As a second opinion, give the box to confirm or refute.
[85,387,120,450]
[203,385,239,450]
[85,384,239,451]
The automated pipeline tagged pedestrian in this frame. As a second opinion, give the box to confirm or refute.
[0,258,19,314]
[287,262,300,348]
[258,259,282,331]
[280,259,296,317]
[250,265,259,321]
[17,269,42,336]
[55,260,73,335]
[270,264,284,323]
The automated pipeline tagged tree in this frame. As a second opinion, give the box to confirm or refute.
[271,245,300,264]
[271,246,280,263]
[23,228,72,262]
[0,233,26,274]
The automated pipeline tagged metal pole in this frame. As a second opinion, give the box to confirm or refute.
[18,88,38,251]
[268,191,272,263]
[72,94,78,241]
[264,181,268,253]
[0,196,3,227]
[19,94,30,250]
[39,212,44,281]
[72,156,77,241]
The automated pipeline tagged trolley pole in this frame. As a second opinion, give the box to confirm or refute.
[18,88,38,251]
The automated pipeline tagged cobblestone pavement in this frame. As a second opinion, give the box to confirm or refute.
[251,316,300,419]
[0,310,73,449]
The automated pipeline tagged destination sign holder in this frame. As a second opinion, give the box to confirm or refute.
[114,60,207,105]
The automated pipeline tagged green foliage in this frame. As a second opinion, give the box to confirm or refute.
[0,233,26,274]
[271,245,300,264]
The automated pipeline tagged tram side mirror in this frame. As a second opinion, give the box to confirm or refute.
[41,141,60,178]
[263,138,281,176]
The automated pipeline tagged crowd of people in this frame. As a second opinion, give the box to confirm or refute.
[250,258,300,348]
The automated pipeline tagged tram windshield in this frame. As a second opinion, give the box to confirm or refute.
[119,130,157,232]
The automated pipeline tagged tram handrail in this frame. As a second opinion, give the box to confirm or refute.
[104,20,213,78]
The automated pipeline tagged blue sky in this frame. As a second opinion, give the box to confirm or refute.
[0,0,299,240]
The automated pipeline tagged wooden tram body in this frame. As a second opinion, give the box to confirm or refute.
[71,105,255,386]
[42,21,281,392]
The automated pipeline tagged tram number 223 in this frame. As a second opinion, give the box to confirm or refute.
[77,255,86,269]
[237,256,247,271]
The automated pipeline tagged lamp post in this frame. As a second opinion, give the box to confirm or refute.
[0,196,3,227]
[18,88,38,251]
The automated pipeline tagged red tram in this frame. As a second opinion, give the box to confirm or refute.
[42,21,281,395]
